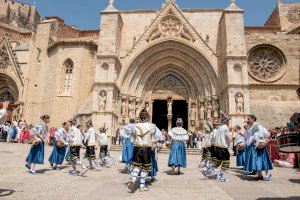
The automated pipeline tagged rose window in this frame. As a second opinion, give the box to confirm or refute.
[248,46,286,82]
[159,15,181,36]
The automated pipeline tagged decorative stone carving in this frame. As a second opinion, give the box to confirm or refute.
[190,103,197,127]
[99,91,107,111]
[145,101,150,114]
[147,10,195,42]
[167,97,173,116]
[199,102,205,121]
[0,46,10,69]
[235,92,244,114]
[206,100,212,119]
[287,7,300,23]
[248,46,285,82]
[0,90,14,101]
[213,98,219,118]
[121,97,127,117]
[135,100,143,119]
[128,99,135,119]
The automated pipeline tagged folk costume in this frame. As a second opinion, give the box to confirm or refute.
[244,120,273,181]
[128,121,162,192]
[68,125,87,175]
[168,118,188,175]
[48,128,69,169]
[98,126,110,168]
[25,122,48,174]
[214,112,232,182]
[84,123,100,170]
[0,108,7,125]
[234,132,245,167]
[120,122,135,173]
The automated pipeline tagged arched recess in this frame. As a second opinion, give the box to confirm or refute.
[119,39,218,98]
[0,73,19,101]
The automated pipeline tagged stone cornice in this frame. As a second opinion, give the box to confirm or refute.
[249,83,299,87]
[47,40,98,54]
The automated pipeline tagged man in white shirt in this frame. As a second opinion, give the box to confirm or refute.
[0,101,9,125]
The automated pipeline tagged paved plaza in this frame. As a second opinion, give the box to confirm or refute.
[0,143,299,200]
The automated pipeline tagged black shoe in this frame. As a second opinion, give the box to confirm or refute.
[256,176,264,181]
[25,163,31,170]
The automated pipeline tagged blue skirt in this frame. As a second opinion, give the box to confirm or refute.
[244,144,273,172]
[168,140,187,168]
[122,138,134,164]
[25,141,45,164]
[150,150,158,177]
[236,150,245,167]
[48,140,67,165]
[256,147,273,171]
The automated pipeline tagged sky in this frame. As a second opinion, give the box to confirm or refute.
[18,0,300,30]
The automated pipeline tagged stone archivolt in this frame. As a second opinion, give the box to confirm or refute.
[248,45,286,82]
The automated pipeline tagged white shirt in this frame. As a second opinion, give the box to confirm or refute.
[214,124,232,149]
[133,122,161,147]
[0,109,7,125]
[168,127,188,141]
[98,133,108,145]
[85,127,96,146]
[69,126,83,146]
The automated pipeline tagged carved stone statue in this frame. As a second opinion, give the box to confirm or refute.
[128,100,135,119]
[145,101,150,114]
[167,98,172,116]
[135,100,143,119]
[199,102,205,120]
[190,103,197,126]
[121,98,127,117]
[206,101,212,119]
[99,91,107,111]
[235,93,244,114]
[213,99,220,118]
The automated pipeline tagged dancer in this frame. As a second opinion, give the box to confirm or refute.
[120,118,135,173]
[98,125,110,167]
[244,115,273,181]
[128,117,162,192]
[68,123,88,175]
[233,125,245,168]
[49,121,70,170]
[0,101,9,125]
[201,119,219,177]
[214,112,232,182]
[168,118,189,175]
[84,120,101,171]
[25,115,50,174]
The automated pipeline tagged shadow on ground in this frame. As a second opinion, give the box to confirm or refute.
[257,197,300,200]
[0,189,15,197]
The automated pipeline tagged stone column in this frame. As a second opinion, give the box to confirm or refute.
[167,97,173,131]
[219,1,250,127]
[92,6,123,145]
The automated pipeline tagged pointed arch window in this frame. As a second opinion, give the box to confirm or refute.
[63,59,74,94]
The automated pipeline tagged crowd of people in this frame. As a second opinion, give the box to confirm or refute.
[0,101,299,193]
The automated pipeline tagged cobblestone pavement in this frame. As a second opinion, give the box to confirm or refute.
[0,143,299,200]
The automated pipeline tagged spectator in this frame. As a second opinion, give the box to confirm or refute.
[274,153,295,168]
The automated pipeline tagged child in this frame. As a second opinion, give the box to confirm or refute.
[233,126,245,168]
[98,126,110,168]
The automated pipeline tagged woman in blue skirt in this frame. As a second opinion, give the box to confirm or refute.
[49,121,70,170]
[121,119,135,173]
[233,126,245,167]
[25,115,50,174]
[244,115,273,181]
[168,118,189,175]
